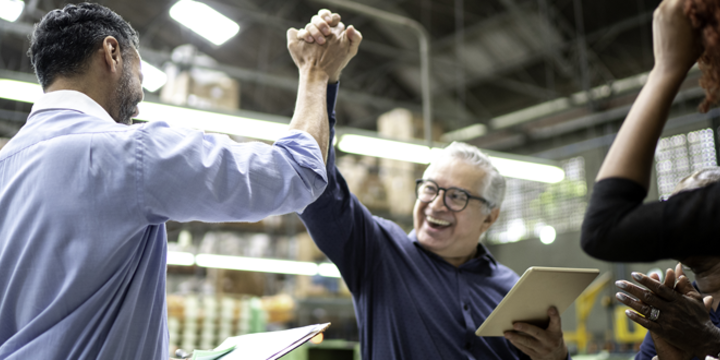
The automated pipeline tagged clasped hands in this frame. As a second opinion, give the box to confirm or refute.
[286,9,362,83]
[615,264,720,360]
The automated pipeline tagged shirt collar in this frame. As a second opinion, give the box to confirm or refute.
[408,230,498,269]
[30,90,116,124]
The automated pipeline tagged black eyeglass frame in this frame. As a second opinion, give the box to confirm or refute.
[414,179,493,212]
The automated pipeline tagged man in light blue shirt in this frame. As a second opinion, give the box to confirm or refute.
[0,3,360,359]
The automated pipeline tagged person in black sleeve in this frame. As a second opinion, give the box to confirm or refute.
[580,0,720,262]
[614,169,720,360]
[580,0,720,358]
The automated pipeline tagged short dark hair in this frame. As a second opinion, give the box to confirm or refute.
[28,3,139,89]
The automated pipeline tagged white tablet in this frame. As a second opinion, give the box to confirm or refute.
[475,266,599,337]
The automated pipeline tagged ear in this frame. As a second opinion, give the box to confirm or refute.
[101,36,121,74]
[479,207,500,233]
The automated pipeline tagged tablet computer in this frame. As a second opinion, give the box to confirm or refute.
[475,266,599,337]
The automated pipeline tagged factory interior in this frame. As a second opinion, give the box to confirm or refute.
[0,0,713,359]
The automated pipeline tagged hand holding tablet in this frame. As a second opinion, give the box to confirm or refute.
[476,266,600,337]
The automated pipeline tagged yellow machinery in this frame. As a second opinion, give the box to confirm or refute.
[563,272,647,352]
[564,272,611,352]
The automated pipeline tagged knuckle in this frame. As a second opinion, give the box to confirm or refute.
[642,291,654,303]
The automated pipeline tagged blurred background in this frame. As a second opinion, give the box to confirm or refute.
[0,0,711,358]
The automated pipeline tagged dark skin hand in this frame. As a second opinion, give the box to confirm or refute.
[504,306,568,360]
[615,270,720,359]
[646,267,692,360]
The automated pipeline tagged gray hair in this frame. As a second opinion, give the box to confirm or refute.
[426,142,506,212]
[672,167,720,195]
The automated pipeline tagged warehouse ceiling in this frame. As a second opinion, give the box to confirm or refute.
[0,0,677,154]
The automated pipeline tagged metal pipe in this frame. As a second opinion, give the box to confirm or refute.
[312,0,434,146]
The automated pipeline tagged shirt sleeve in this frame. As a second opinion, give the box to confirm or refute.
[635,331,656,360]
[134,121,328,224]
[298,83,383,294]
[581,177,720,262]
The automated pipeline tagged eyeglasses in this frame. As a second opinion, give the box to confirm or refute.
[415,179,492,212]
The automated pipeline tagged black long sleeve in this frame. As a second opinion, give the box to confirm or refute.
[581,177,720,262]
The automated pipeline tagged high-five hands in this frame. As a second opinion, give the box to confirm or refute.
[287,9,362,83]
[652,0,703,76]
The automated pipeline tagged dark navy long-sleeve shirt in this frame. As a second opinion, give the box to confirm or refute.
[299,83,534,359]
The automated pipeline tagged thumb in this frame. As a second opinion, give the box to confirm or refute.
[346,25,363,47]
[287,28,298,44]
[705,296,714,312]
[547,306,562,332]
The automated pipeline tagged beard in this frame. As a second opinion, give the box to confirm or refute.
[112,62,144,125]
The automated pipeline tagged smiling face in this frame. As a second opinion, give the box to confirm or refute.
[413,156,499,265]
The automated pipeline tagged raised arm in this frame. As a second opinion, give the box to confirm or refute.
[580,0,711,261]
[595,0,702,186]
[286,10,361,163]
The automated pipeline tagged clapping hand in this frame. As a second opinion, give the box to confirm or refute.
[615,264,720,359]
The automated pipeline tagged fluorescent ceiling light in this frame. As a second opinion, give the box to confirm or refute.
[440,123,486,142]
[0,0,24,22]
[0,79,323,145]
[169,0,240,46]
[136,102,287,141]
[338,134,432,164]
[488,156,565,183]
[0,79,289,141]
[0,79,43,103]
[337,134,565,183]
[141,60,167,92]
[196,254,320,276]
[318,263,341,278]
[166,252,342,277]
[0,78,564,183]
[168,251,195,266]
[491,98,571,129]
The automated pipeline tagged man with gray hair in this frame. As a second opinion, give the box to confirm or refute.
[299,117,570,359]
[298,16,568,358]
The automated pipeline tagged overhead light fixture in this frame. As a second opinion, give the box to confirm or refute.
[440,123,486,142]
[167,251,195,266]
[0,79,43,103]
[491,98,571,129]
[338,134,431,164]
[318,263,341,278]
[0,77,565,183]
[0,0,24,22]
[167,252,342,277]
[169,0,240,46]
[136,102,287,142]
[0,78,288,141]
[141,60,167,92]
[195,254,319,276]
[488,156,565,183]
[337,134,565,183]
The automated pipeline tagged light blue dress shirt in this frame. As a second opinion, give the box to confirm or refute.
[0,90,328,359]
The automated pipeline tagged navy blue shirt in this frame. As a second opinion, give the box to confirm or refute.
[635,283,720,360]
[299,83,534,359]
